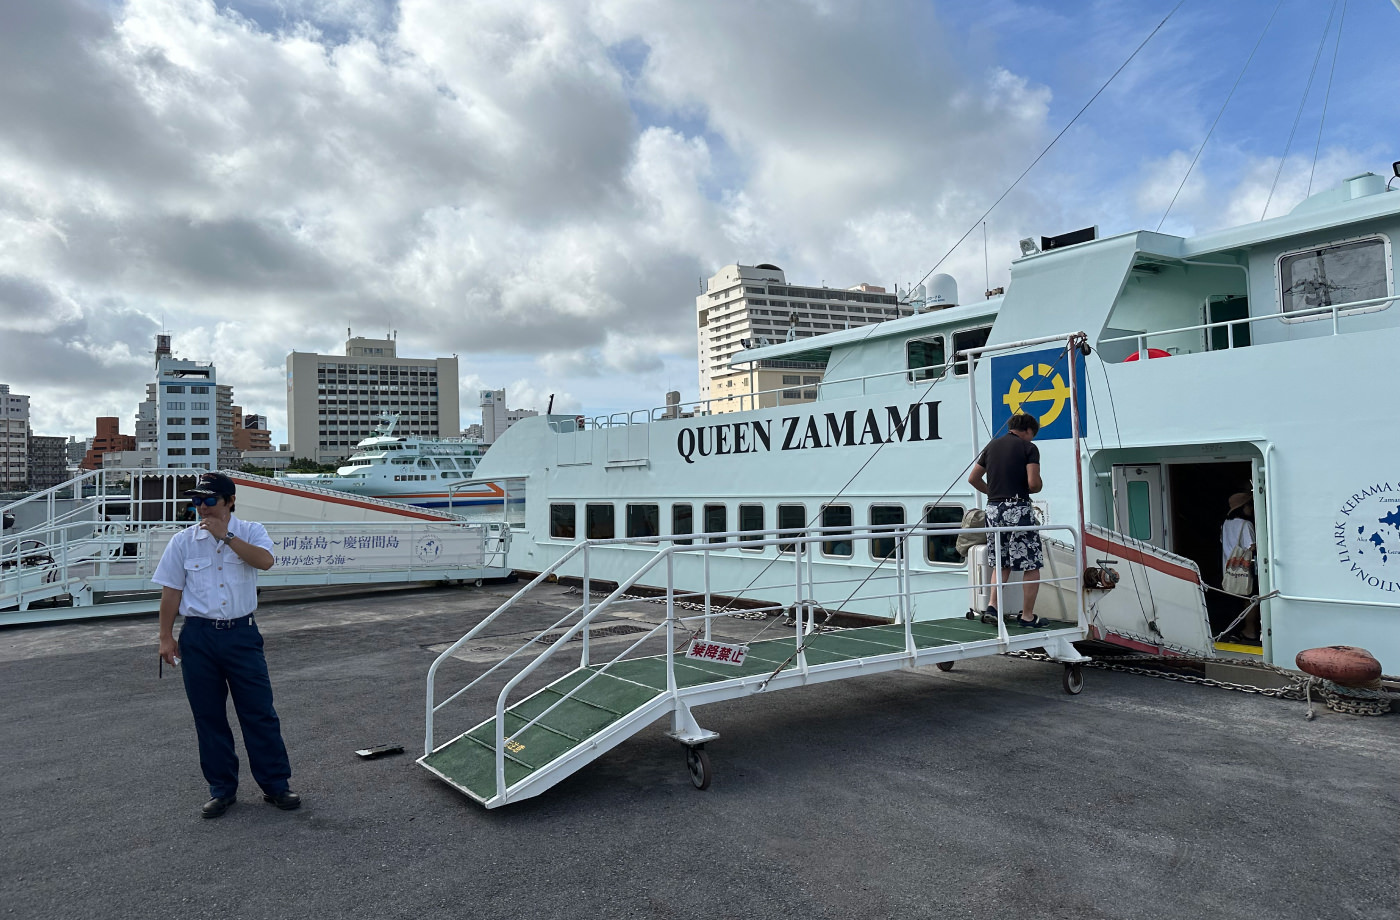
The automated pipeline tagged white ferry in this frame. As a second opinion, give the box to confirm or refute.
[279,415,507,510]
[462,166,1400,673]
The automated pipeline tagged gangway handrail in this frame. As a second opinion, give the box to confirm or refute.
[494,525,1085,764]
[425,519,1083,804]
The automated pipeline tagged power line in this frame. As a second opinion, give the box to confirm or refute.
[1308,0,1348,197]
[1157,0,1285,232]
[907,0,1186,297]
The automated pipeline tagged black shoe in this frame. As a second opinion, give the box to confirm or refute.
[1012,615,1051,629]
[201,795,236,819]
[263,790,301,811]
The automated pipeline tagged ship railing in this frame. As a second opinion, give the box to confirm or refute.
[1100,292,1396,357]
[425,520,1082,803]
[555,358,958,432]
[2,516,512,611]
[1,467,210,548]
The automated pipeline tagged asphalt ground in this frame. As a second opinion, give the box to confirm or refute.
[1,582,1396,920]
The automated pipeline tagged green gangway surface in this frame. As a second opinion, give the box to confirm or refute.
[421,615,1070,804]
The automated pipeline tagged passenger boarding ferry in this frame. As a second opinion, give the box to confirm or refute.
[464,168,1400,673]
[279,415,507,510]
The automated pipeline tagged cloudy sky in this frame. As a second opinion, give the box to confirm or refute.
[2,0,1397,444]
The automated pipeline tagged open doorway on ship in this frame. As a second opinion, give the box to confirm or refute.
[1166,461,1255,640]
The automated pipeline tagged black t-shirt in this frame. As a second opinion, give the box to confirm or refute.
[976,433,1040,501]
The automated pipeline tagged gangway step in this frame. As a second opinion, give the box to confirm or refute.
[421,616,1074,806]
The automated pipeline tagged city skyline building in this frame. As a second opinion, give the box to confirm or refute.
[232,408,272,453]
[80,418,137,470]
[27,436,67,490]
[286,334,460,465]
[216,384,238,470]
[150,334,220,471]
[0,384,30,490]
[479,389,538,444]
[695,264,912,413]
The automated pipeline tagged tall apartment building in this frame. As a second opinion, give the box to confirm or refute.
[149,335,220,471]
[696,264,910,412]
[286,335,460,464]
[64,437,87,471]
[231,408,272,452]
[479,389,538,444]
[134,392,158,446]
[27,436,68,490]
[216,384,238,469]
[0,385,30,490]
[81,418,137,470]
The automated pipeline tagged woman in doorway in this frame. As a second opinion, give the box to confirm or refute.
[1220,492,1258,642]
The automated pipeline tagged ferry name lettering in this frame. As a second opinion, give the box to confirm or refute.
[676,402,940,464]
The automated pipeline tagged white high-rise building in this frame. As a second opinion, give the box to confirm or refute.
[151,336,220,471]
[696,264,912,413]
[286,334,460,465]
[479,389,538,444]
[0,384,31,490]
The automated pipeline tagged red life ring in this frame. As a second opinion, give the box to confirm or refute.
[1123,348,1172,361]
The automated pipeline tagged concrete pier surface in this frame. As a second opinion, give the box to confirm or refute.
[2,582,1395,920]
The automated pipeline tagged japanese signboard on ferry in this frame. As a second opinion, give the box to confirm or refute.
[685,639,748,666]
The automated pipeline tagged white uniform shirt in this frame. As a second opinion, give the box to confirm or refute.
[152,515,274,620]
[1221,518,1255,571]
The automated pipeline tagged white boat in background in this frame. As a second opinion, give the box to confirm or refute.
[278,415,508,510]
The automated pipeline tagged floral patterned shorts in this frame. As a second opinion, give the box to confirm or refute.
[985,500,1044,572]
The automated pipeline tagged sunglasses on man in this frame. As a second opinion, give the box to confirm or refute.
[189,495,222,508]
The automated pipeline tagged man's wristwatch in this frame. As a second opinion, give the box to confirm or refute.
[219,533,236,546]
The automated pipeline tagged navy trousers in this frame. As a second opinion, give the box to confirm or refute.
[178,615,292,799]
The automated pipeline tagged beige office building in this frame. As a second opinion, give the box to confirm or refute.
[696,264,911,413]
[0,384,30,490]
[287,336,459,464]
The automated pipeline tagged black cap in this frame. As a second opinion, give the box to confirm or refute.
[185,472,236,499]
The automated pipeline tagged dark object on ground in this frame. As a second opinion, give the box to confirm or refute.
[356,743,405,759]
[201,795,236,819]
[263,790,302,810]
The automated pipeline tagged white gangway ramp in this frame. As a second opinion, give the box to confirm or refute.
[420,522,1091,809]
[0,468,513,624]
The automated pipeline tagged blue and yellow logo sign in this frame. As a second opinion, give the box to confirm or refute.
[990,347,1086,441]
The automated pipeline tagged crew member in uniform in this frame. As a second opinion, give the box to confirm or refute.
[967,412,1050,627]
[155,472,300,818]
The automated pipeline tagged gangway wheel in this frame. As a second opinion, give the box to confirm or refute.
[936,661,955,672]
[1062,664,1085,695]
[685,745,712,791]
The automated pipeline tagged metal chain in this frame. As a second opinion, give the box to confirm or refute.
[1010,649,1398,714]
[561,588,1396,714]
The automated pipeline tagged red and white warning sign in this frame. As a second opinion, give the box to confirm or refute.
[685,638,748,666]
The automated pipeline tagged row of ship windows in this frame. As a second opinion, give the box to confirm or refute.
[548,502,965,564]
